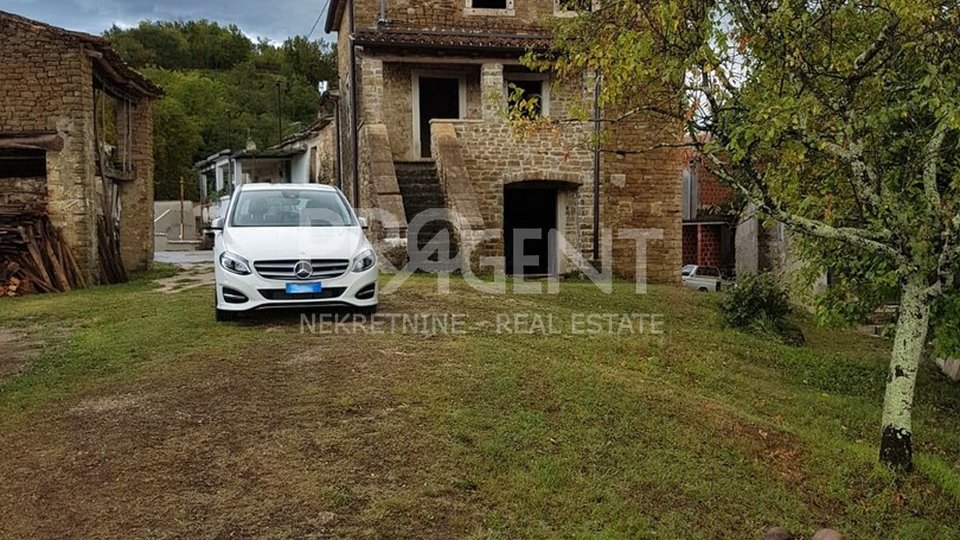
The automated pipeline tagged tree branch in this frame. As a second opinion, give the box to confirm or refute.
[817,138,884,211]
[849,12,900,85]
[698,148,903,263]
[922,120,947,212]
[937,214,960,293]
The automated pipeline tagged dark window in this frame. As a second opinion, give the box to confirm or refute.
[506,79,544,118]
[472,0,507,9]
[0,149,46,179]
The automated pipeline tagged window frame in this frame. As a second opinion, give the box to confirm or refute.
[464,0,515,17]
[503,72,551,118]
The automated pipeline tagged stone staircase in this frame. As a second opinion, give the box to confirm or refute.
[394,160,458,268]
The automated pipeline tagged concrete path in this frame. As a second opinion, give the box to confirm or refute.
[154,251,213,266]
[153,251,214,294]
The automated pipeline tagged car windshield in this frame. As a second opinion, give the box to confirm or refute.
[681,265,695,277]
[230,189,354,227]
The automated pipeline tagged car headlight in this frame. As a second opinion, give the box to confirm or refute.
[352,248,376,273]
[220,251,252,275]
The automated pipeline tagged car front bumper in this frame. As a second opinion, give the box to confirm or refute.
[215,263,379,312]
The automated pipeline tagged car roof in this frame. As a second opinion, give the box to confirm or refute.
[238,183,338,192]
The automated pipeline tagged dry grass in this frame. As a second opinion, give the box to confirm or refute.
[0,268,958,538]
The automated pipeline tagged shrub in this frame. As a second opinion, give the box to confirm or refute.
[720,273,791,332]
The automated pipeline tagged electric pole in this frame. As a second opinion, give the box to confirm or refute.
[275,80,283,144]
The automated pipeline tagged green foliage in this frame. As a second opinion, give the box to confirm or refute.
[532,0,959,335]
[104,21,336,201]
[932,293,960,357]
[720,273,791,332]
[152,98,203,200]
[104,20,253,70]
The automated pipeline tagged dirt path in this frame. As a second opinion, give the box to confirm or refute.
[0,328,39,380]
[0,320,475,538]
[153,251,215,294]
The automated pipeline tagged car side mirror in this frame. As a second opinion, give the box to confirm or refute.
[210,217,224,231]
[358,217,368,229]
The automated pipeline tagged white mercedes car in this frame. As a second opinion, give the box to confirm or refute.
[212,183,378,321]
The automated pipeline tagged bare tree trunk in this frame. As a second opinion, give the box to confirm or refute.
[879,274,932,472]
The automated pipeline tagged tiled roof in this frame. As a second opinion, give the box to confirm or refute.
[353,29,552,53]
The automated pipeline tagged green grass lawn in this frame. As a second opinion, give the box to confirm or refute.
[1,266,958,538]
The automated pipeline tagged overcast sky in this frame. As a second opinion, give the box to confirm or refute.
[0,0,331,42]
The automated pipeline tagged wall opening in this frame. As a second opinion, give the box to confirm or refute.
[417,76,460,158]
[504,184,558,276]
[0,149,46,179]
[470,0,508,8]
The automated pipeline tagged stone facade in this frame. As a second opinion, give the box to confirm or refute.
[334,0,569,33]
[324,0,683,282]
[0,11,160,283]
[314,122,338,185]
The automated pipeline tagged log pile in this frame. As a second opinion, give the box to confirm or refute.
[0,203,85,296]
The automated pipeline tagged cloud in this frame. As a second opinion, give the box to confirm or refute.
[0,0,329,42]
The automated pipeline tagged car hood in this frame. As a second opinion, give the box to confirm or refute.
[222,226,369,261]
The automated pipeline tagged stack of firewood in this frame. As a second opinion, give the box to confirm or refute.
[0,203,85,296]
[0,262,30,296]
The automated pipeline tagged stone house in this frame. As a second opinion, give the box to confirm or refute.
[323,0,683,280]
[0,11,160,284]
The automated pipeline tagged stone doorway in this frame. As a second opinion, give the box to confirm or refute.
[414,75,462,158]
[503,184,558,276]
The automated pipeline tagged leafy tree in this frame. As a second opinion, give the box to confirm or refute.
[181,20,253,70]
[152,98,203,200]
[532,0,959,472]
[105,22,190,69]
[280,36,337,85]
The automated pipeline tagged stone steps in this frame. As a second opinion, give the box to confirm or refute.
[394,160,458,267]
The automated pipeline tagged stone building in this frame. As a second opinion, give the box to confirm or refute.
[323,0,683,281]
[0,11,160,283]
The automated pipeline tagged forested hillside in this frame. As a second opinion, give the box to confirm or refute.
[104,21,336,200]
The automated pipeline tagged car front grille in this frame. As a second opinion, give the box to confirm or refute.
[258,287,346,301]
[253,259,351,280]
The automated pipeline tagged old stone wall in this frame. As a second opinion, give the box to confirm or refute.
[1,14,157,282]
[0,177,46,205]
[334,6,684,282]
[314,123,338,186]
[381,61,483,161]
[0,15,100,280]
[351,0,565,32]
[336,17,358,205]
[447,64,596,267]
[117,100,154,272]
[603,111,683,283]
[357,123,407,233]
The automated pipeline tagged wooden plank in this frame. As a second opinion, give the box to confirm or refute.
[18,225,55,291]
[41,230,70,292]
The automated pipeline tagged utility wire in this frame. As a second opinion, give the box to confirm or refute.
[306,0,331,41]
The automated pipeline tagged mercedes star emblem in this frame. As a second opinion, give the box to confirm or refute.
[293,260,313,280]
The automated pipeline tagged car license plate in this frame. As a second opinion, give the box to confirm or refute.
[285,282,322,294]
